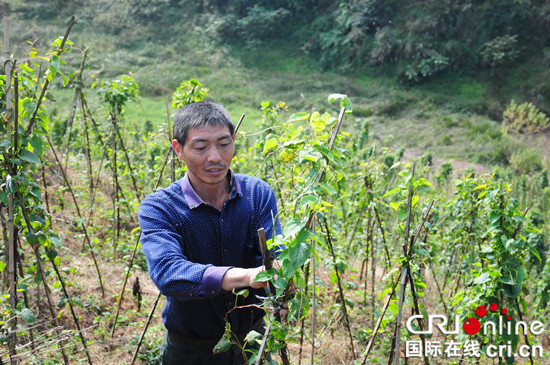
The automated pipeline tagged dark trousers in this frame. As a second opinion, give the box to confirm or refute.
[161,332,264,365]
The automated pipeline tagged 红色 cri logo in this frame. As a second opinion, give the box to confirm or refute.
[404,302,546,359]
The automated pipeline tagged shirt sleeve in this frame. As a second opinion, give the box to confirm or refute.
[138,196,232,301]
[254,182,284,266]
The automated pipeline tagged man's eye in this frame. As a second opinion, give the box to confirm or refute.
[195,147,206,151]
[220,143,230,147]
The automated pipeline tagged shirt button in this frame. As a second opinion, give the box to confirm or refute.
[211,290,216,294]
[189,293,192,296]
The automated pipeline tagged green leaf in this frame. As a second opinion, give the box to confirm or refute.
[389,201,400,210]
[287,112,310,123]
[0,191,8,206]
[500,275,516,285]
[0,261,5,274]
[284,218,305,237]
[489,212,501,225]
[328,93,352,110]
[20,149,42,165]
[299,195,318,208]
[294,227,311,245]
[529,247,542,264]
[288,240,312,275]
[245,330,262,344]
[473,272,490,284]
[49,55,60,76]
[317,182,337,195]
[388,302,398,315]
[383,187,400,198]
[19,308,36,324]
[398,205,409,221]
[213,337,231,354]
[503,284,520,298]
[233,288,249,298]
[263,137,278,154]
[253,270,272,282]
[378,287,392,300]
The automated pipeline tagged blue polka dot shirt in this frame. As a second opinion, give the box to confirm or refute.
[138,170,282,339]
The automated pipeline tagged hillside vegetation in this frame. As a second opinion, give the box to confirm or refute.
[1,1,550,365]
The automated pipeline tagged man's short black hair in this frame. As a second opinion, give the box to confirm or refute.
[173,101,235,146]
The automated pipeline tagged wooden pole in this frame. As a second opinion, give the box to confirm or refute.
[4,16,18,364]
[25,16,75,136]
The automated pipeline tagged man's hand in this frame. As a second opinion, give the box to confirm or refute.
[221,266,265,291]
[221,261,282,291]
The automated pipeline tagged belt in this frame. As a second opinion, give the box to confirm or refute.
[168,318,265,348]
[168,332,220,347]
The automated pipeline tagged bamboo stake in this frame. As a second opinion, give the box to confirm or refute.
[44,133,105,296]
[298,262,309,365]
[61,81,79,167]
[115,125,142,200]
[7,193,17,364]
[84,113,93,197]
[25,16,75,136]
[4,16,17,364]
[18,195,93,365]
[393,164,416,365]
[11,200,70,365]
[130,292,161,365]
[41,163,51,214]
[374,207,392,270]
[61,49,87,168]
[361,281,399,364]
[322,217,355,359]
[258,227,291,364]
[255,318,273,365]
[303,106,346,365]
[31,249,70,365]
[111,114,120,259]
[515,299,534,365]
[370,209,377,324]
[406,270,430,365]
[310,221,316,365]
[15,236,35,352]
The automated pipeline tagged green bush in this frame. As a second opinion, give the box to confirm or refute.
[510,147,543,175]
[503,99,550,134]
[479,35,520,69]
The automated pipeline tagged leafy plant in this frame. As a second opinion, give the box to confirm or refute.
[502,99,550,135]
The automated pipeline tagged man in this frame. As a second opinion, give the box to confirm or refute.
[138,101,282,364]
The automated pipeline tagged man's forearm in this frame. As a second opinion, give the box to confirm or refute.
[221,266,264,291]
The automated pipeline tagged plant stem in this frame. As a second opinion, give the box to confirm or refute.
[19,195,93,365]
[4,17,17,363]
[361,280,398,365]
[322,217,356,359]
[392,164,416,365]
[44,133,105,296]
[111,114,119,259]
[25,16,75,136]
[406,270,430,365]
[131,292,161,365]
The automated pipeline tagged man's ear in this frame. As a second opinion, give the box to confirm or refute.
[172,140,184,160]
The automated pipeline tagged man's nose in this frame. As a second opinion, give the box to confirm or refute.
[207,147,222,162]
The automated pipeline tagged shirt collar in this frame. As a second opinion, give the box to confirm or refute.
[180,170,242,209]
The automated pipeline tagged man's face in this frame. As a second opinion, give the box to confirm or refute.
[173,125,235,188]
